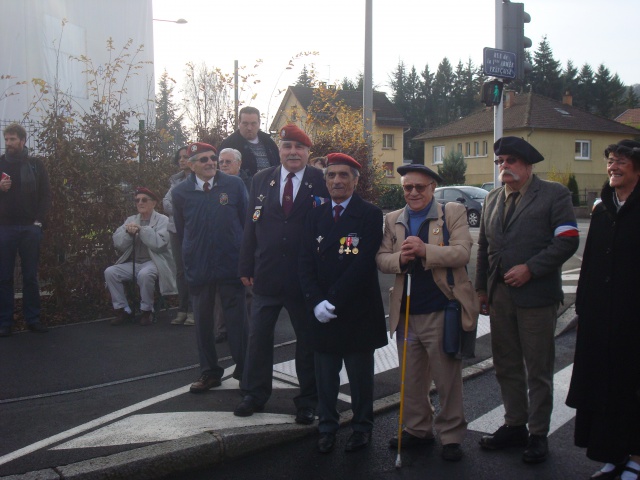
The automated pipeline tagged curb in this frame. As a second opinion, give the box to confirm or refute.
[2,305,578,480]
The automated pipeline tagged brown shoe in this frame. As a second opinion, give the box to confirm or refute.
[110,309,131,326]
[190,373,222,393]
[139,310,153,326]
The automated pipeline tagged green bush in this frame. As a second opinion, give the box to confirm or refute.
[377,184,405,210]
[567,174,580,206]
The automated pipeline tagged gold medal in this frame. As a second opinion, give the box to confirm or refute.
[339,237,346,254]
[352,247,359,255]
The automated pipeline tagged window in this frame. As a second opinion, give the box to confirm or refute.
[382,134,394,149]
[474,142,480,156]
[465,143,471,157]
[433,146,445,164]
[457,143,463,153]
[575,140,591,160]
[383,162,394,177]
[482,141,488,156]
[442,189,462,202]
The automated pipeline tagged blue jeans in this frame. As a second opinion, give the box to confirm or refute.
[0,225,42,327]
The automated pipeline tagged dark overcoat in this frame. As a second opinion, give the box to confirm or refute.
[566,181,640,459]
[218,130,279,177]
[238,165,328,298]
[299,194,388,353]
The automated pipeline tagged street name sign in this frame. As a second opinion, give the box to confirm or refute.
[483,47,516,80]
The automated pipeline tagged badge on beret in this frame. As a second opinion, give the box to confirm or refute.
[219,193,228,205]
[280,128,286,139]
[258,194,265,202]
[252,206,262,222]
[191,144,198,153]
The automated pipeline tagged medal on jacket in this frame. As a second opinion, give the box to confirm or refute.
[258,194,265,202]
[316,236,323,253]
[351,236,360,255]
[339,237,346,254]
[269,180,275,187]
[252,206,262,222]
[345,236,352,254]
[219,193,228,205]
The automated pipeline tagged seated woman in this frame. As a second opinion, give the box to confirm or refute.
[104,187,176,326]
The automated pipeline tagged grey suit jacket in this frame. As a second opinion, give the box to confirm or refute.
[475,175,579,308]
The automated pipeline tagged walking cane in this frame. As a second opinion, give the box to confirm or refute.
[131,230,137,320]
[395,268,412,469]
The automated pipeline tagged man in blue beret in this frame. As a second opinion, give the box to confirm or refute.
[476,136,579,463]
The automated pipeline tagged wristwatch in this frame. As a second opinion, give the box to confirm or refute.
[33,221,43,228]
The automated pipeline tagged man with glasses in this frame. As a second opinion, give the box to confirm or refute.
[476,136,579,464]
[105,187,176,326]
[172,143,248,393]
[376,164,478,462]
[219,106,280,180]
[218,148,250,192]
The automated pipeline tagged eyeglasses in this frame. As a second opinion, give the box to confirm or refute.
[606,158,631,168]
[135,197,150,203]
[197,155,218,164]
[494,157,519,166]
[402,182,434,193]
[218,159,236,165]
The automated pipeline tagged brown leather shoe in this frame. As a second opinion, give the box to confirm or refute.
[189,373,222,393]
[110,309,131,326]
[139,310,153,326]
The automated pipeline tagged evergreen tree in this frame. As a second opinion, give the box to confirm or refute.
[296,65,313,87]
[432,58,455,126]
[340,73,363,91]
[155,70,187,156]
[529,36,562,100]
[561,60,579,97]
[576,63,595,112]
[625,86,640,108]
[437,150,466,186]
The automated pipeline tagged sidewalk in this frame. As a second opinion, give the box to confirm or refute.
[1,306,577,480]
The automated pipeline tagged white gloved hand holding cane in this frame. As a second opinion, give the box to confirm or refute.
[314,300,337,323]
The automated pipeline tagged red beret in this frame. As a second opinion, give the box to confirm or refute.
[187,142,217,159]
[135,186,159,202]
[326,152,361,171]
[279,124,312,147]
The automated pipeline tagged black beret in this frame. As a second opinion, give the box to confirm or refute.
[397,164,443,183]
[494,136,544,164]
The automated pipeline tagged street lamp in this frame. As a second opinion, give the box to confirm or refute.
[152,18,188,24]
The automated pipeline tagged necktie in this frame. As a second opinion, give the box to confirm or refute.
[203,181,210,192]
[333,205,343,223]
[282,172,295,216]
[503,191,520,230]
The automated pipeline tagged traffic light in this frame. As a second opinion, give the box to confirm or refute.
[482,80,504,107]
[502,1,532,81]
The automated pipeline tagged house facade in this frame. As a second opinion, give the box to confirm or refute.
[413,92,639,193]
[269,86,409,184]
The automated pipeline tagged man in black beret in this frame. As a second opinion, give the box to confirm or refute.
[476,136,579,463]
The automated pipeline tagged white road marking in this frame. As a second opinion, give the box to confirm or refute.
[467,364,574,435]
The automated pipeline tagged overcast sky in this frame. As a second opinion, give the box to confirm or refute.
[151,0,639,128]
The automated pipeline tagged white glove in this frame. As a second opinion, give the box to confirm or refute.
[314,300,337,323]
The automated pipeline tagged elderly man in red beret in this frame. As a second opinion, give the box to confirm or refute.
[236,125,329,424]
[105,187,177,326]
[172,142,249,394]
[299,153,387,453]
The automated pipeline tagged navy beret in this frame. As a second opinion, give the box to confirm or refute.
[494,136,544,164]
[397,164,443,183]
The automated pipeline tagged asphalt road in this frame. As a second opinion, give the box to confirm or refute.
[0,221,589,478]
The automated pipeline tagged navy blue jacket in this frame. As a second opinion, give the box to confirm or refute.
[172,171,247,290]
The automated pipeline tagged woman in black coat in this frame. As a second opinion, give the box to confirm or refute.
[566,140,640,480]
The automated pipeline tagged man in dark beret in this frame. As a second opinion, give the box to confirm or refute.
[476,136,579,463]
[377,162,477,462]
[299,153,387,453]
[236,124,328,424]
[172,142,248,394]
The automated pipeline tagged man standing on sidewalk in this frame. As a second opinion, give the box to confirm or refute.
[0,123,51,337]
[235,125,328,423]
[476,137,579,463]
[172,142,248,393]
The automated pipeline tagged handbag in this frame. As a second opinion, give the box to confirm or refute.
[441,206,477,359]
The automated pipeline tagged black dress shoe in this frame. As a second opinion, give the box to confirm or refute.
[522,434,548,464]
[215,332,227,344]
[234,396,265,417]
[189,373,222,393]
[479,424,528,450]
[345,431,370,452]
[0,326,11,337]
[389,430,435,449]
[317,432,336,454]
[295,407,315,425]
[442,443,463,462]
[27,322,48,333]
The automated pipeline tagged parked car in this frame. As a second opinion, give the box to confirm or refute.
[480,182,494,191]
[434,186,488,228]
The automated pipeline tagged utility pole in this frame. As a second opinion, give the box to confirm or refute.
[234,60,239,131]
[363,0,373,162]
[494,0,504,188]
